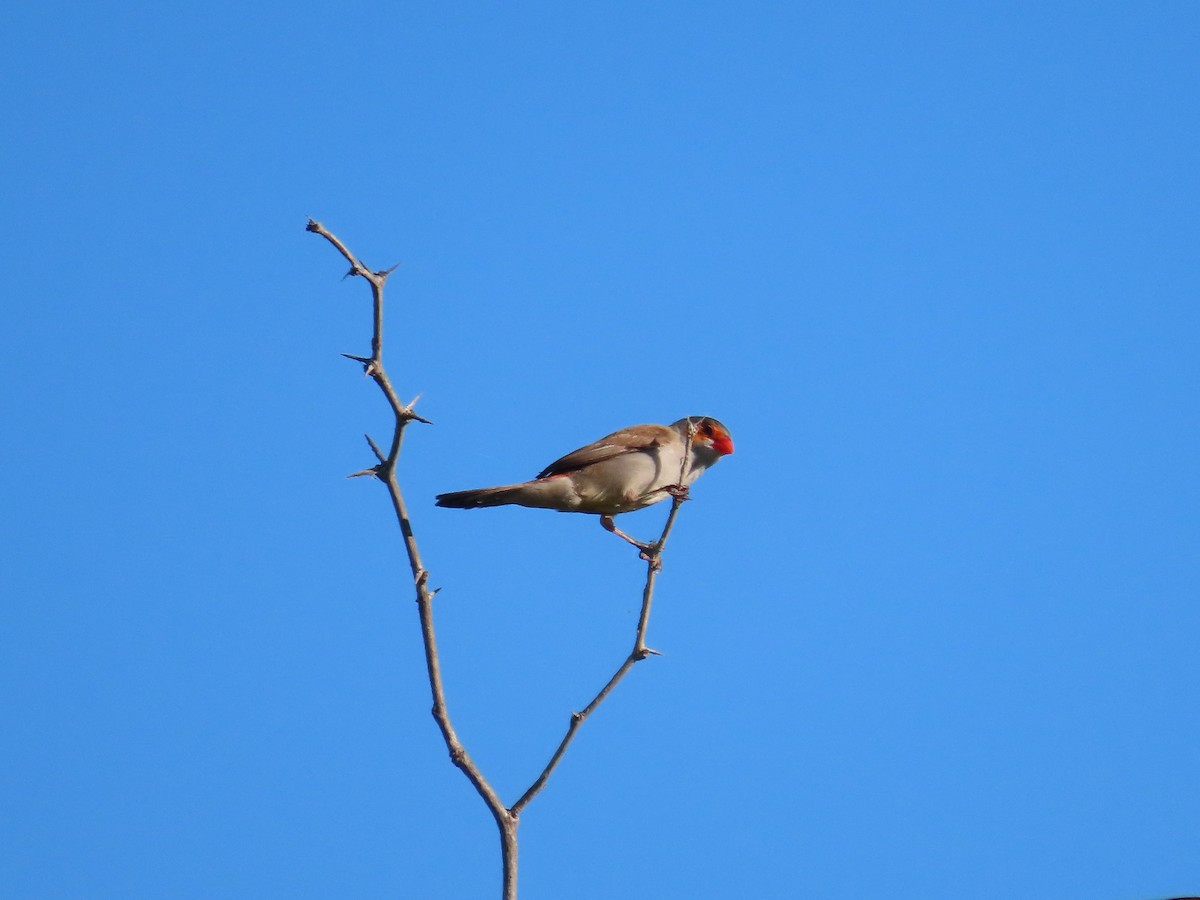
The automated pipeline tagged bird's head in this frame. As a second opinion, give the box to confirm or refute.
[678,416,735,462]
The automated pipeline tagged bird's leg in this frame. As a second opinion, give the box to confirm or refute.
[600,515,664,569]
[599,514,655,550]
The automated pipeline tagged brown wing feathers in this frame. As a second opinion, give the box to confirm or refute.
[535,424,675,479]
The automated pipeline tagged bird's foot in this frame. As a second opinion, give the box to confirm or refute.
[665,483,691,501]
[638,546,664,571]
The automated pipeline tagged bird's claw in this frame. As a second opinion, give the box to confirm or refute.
[638,545,664,570]
[665,483,691,501]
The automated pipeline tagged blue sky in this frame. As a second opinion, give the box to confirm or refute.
[3,3,1198,898]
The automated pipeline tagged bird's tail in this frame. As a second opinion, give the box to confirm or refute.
[435,484,532,509]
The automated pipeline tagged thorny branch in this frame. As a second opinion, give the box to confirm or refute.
[306,219,515,892]
[307,219,693,899]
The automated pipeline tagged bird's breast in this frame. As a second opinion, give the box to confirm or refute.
[570,444,689,514]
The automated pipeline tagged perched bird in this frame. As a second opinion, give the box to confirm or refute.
[435,416,734,550]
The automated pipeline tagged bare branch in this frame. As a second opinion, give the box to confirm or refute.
[309,220,518,898]
[307,218,373,278]
[510,480,691,816]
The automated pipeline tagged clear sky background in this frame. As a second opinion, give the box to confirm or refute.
[3,3,1198,899]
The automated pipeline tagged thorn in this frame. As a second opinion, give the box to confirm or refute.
[402,409,433,425]
[341,353,379,377]
[341,266,358,281]
[430,587,441,597]
[364,434,386,464]
[644,647,664,657]
[378,262,400,278]
[346,466,379,479]
[400,393,433,424]
[343,353,373,374]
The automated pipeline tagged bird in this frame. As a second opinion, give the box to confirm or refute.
[435,416,734,551]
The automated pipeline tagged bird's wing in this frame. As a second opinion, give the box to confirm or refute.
[536,423,676,479]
